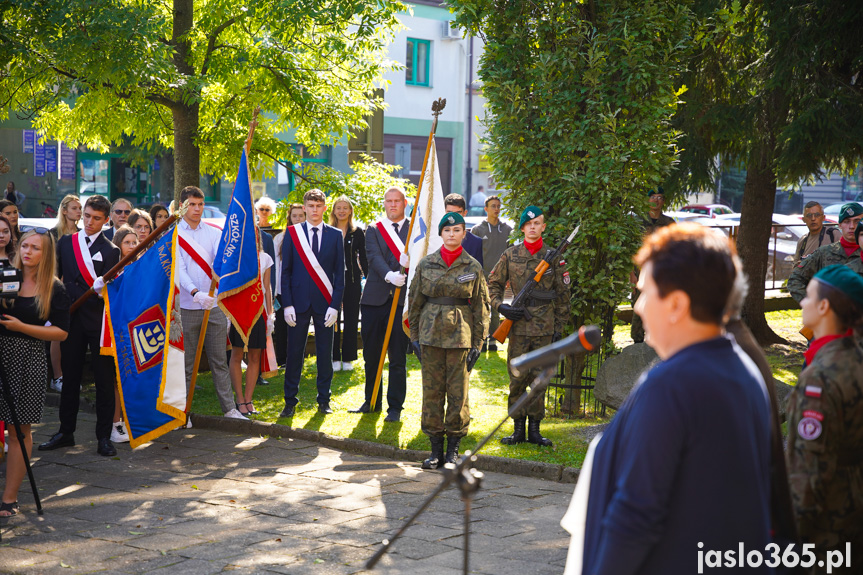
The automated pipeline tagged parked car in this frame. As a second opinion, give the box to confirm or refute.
[680,204,736,218]
[823,202,861,223]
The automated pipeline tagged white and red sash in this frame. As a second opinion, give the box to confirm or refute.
[287,223,333,305]
[178,230,214,277]
[375,219,406,264]
[72,232,112,348]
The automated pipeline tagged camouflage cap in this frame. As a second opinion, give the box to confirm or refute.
[438,212,465,235]
[814,265,863,309]
[519,205,543,229]
[648,186,665,197]
[838,202,863,224]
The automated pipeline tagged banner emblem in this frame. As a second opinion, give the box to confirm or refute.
[129,305,167,372]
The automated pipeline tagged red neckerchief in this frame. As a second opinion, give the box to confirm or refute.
[525,238,544,255]
[441,245,463,267]
[804,329,853,365]
[840,236,858,257]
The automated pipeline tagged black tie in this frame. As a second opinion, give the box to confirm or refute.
[86,236,92,246]
[312,227,319,255]
[393,222,399,236]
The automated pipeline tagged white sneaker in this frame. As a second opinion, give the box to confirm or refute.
[342,361,353,370]
[50,376,63,392]
[110,422,129,443]
[224,409,248,420]
[332,361,342,372]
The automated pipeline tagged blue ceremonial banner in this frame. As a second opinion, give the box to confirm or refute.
[104,225,186,448]
[213,147,262,343]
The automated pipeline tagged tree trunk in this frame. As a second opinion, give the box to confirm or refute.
[171,0,200,203]
[158,153,174,205]
[737,146,785,345]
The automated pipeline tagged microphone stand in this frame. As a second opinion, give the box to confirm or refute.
[0,356,44,542]
[365,364,559,574]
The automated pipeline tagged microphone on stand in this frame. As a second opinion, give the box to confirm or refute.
[510,325,601,376]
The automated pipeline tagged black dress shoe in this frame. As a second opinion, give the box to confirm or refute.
[384,411,400,423]
[97,438,117,457]
[348,402,370,414]
[318,403,333,415]
[257,375,270,386]
[279,405,295,418]
[38,432,75,451]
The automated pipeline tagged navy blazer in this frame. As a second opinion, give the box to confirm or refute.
[281,222,345,315]
[360,221,409,307]
[57,232,121,334]
[462,231,483,267]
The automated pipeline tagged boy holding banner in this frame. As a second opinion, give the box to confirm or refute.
[279,189,344,417]
[39,195,120,456]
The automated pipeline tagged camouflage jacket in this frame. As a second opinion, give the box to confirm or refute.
[786,336,863,546]
[640,213,675,235]
[487,243,570,337]
[847,255,863,278]
[408,249,489,349]
[787,242,861,303]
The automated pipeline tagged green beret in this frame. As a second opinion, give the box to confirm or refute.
[648,186,665,197]
[813,265,863,309]
[838,202,863,224]
[438,212,465,234]
[519,205,543,229]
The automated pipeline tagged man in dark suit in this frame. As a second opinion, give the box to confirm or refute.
[103,198,132,241]
[444,194,482,266]
[279,189,345,417]
[350,187,410,421]
[39,195,121,456]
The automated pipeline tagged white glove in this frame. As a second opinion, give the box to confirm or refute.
[266,313,275,336]
[385,271,406,287]
[324,307,338,328]
[193,291,216,310]
[399,253,409,268]
[283,306,296,327]
[92,276,105,295]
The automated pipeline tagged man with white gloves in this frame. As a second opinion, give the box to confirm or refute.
[349,186,411,422]
[176,186,245,420]
[280,189,345,417]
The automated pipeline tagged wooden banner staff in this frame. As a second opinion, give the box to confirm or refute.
[69,210,186,314]
[186,106,261,415]
[369,98,446,410]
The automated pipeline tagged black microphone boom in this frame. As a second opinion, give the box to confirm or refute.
[510,325,601,376]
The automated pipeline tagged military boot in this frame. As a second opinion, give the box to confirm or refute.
[445,435,462,465]
[527,417,553,447]
[422,436,445,469]
[500,418,526,445]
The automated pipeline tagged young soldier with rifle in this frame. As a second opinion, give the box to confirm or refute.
[488,206,572,448]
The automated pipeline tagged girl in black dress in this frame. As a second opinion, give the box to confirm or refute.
[330,196,366,372]
[0,230,69,517]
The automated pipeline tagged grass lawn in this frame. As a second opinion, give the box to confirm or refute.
[155,309,810,468]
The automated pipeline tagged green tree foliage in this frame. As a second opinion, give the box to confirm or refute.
[450,0,694,331]
[670,0,863,343]
[0,0,406,200]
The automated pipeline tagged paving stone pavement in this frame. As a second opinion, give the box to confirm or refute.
[1,408,573,574]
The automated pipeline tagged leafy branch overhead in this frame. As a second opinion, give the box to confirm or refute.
[0,0,406,190]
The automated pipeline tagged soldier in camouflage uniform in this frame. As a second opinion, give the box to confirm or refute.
[408,212,489,470]
[488,206,569,448]
[787,202,863,303]
[631,188,675,342]
[786,265,863,573]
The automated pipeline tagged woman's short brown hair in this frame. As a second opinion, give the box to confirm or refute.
[634,223,738,325]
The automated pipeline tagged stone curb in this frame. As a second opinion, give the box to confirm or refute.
[190,413,581,484]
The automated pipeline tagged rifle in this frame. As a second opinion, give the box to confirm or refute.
[492,225,578,344]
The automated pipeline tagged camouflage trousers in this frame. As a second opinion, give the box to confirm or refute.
[507,334,553,420]
[420,346,470,438]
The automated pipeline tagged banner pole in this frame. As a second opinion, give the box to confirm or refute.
[185,106,261,418]
[369,98,446,410]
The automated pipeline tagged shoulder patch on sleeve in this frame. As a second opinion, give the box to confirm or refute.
[804,386,822,398]
[563,271,571,285]
[798,416,823,441]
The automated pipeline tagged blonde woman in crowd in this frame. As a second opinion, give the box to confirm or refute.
[47,195,81,392]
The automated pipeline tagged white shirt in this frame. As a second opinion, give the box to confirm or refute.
[273,232,284,296]
[84,230,102,246]
[386,217,408,234]
[305,221,324,241]
[176,218,222,310]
